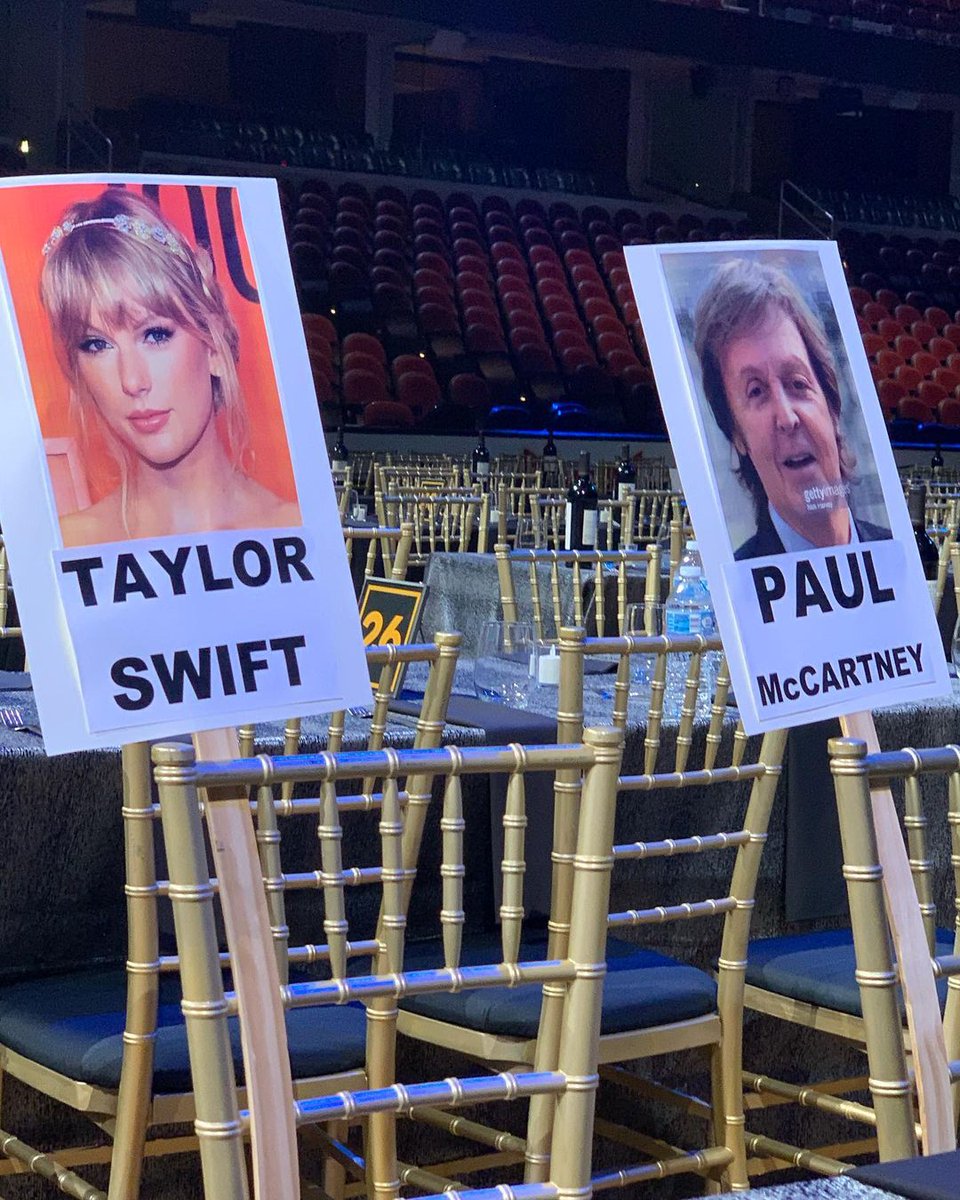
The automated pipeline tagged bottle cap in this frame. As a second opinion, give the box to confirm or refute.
[679,565,700,578]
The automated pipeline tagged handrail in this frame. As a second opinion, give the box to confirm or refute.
[778,179,835,240]
[64,105,113,171]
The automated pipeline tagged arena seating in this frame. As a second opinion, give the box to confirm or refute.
[283,176,744,432]
[285,169,960,439]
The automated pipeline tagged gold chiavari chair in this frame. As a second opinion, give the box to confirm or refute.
[151,726,625,1200]
[239,635,460,767]
[0,538,22,653]
[376,462,463,494]
[528,493,568,550]
[378,491,490,563]
[496,544,660,640]
[342,522,415,582]
[0,640,458,1200]
[738,731,960,1176]
[396,626,787,1191]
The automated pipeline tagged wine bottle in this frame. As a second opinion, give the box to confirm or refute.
[932,444,944,474]
[908,482,939,602]
[565,451,599,550]
[541,430,560,488]
[616,443,636,501]
[331,426,349,474]
[472,432,491,488]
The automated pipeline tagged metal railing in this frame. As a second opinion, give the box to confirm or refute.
[778,180,835,240]
[64,106,112,171]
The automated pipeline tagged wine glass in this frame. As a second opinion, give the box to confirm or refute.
[473,621,536,707]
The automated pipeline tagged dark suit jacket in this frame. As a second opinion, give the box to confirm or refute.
[734,508,892,561]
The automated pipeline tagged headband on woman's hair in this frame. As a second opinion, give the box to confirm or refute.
[42,213,188,261]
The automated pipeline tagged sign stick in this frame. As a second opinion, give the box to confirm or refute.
[194,726,300,1200]
[839,709,955,1155]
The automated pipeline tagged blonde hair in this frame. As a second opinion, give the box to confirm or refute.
[40,188,249,496]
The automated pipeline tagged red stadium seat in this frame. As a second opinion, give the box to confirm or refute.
[894,335,921,360]
[911,321,937,346]
[465,324,507,354]
[341,332,385,362]
[925,306,951,331]
[897,396,933,422]
[395,372,442,419]
[877,379,906,412]
[894,304,923,327]
[448,373,491,410]
[932,368,960,392]
[391,354,435,382]
[360,400,414,429]
[919,380,948,408]
[862,301,890,327]
[861,333,886,357]
[929,337,957,363]
[343,369,390,409]
[849,286,872,310]
[874,289,900,312]
[342,351,387,380]
[912,351,939,378]
[895,364,922,392]
[939,397,960,426]
[876,318,904,343]
[419,304,461,336]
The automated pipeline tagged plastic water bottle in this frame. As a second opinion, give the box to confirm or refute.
[664,542,716,719]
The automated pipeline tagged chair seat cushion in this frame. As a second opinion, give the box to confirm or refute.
[400,930,716,1038]
[0,966,366,1093]
[746,928,952,1017]
[851,1147,960,1199]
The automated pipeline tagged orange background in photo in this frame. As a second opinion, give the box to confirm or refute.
[0,181,299,510]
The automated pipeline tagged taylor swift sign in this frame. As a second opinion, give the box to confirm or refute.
[625,240,949,732]
[0,174,370,753]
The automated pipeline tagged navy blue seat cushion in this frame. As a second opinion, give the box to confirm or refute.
[746,928,952,1017]
[852,1148,960,1200]
[0,967,366,1093]
[400,930,716,1038]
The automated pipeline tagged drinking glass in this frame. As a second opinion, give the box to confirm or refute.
[474,621,536,707]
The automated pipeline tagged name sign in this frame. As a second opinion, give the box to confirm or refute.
[0,173,370,752]
[625,239,949,732]
[358,576,426,690]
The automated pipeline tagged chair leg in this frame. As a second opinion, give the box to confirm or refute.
[106,1032,155,1199]
[323,1120,348,1200]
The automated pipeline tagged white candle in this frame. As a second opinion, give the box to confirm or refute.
[538,648,560,685]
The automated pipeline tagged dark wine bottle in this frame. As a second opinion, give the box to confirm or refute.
[932,444,944,473]
[541,431,559,488]
[472,432,491,488]
[616,443,636,501]
[565,452,599,550]
[908,483,939,599]
[331,426,349,474]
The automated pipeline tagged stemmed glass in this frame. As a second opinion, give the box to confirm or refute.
[474,621,536,708]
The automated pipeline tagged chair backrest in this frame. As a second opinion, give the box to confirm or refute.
[828,737,960,1160]
[151,726,625,1200]
[378,491,489,560]
[496,545,660,640]
[341,521,415,581]
[524,625,787,1185]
